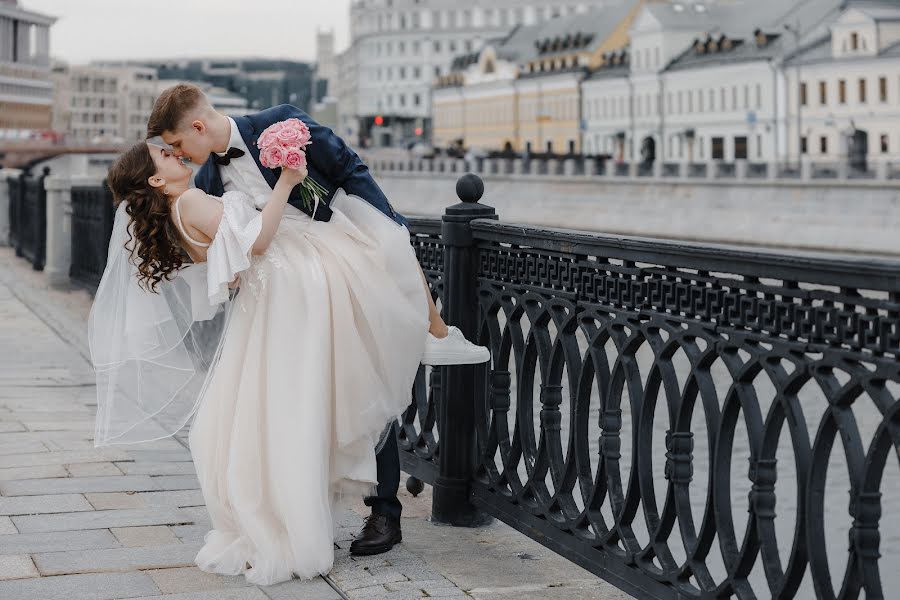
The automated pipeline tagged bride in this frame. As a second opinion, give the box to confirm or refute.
[90,141,435,585]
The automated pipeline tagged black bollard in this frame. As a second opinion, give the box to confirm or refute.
[430,174,495,527]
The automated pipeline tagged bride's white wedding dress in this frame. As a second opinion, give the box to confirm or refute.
[183,189,429,585]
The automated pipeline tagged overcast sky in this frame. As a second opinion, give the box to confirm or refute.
[21,0,352,64]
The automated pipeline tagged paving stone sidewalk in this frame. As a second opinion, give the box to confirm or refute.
[0,247,629,600]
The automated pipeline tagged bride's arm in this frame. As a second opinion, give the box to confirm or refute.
[179,168,306,256]
[251,168,305,255]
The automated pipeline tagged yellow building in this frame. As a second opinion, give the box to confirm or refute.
[432,0,645,155]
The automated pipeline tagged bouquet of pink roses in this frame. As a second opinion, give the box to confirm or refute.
[256,118,328,210]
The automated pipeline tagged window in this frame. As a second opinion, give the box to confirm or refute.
[820,135,828,154]
[851,32,858,50]
[859,78,867,103]
[800,82,807,106]
[734,136,748,159]
[879,77,887,102]
[433,40,441,53]
[709,89,715,111]
[744,85,749,109]
[756,134,762,158]
[801,136,808,154]
[711,136,724,159]
[819,81,827,105]
[755,84,761,109]
[839,79,846,104]
[881,134,889,153]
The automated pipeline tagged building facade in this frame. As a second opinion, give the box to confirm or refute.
[434,0,899,167]
[582,0,848,164]
[784,2,900,163]
[52,64,250,144]
[433,1,640,154]
[337,0,611,147]
[135,59,314,115]
[51,64,158,143]
[0,0,55,137]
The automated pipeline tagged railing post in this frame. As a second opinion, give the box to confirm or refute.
[0,169,13,246]
[431,173,496,527]
[13,169,28,258]
[44,174,73,288]
[32,167,50,271]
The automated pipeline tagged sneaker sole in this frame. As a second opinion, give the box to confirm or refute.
[421,351,491,366]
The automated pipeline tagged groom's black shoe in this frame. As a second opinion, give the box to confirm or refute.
[349,514,402,556]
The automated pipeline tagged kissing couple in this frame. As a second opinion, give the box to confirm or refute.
[89,83,489,586]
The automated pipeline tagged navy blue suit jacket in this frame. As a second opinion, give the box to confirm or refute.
[194,105,406,226]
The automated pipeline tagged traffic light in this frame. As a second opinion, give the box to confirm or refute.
[415,127,423,136]
[374,115,384,126]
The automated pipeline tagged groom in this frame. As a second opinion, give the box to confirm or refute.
[146,84,488,556]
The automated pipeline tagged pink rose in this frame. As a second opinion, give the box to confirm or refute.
[257,129,279,149]
[276,126,303,145]
[261,145,285,169]
[297,125,311,147]
[283,148,307,172]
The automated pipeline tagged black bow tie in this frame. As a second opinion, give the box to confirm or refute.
[214,147,245,166]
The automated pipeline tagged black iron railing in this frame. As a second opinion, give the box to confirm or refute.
[6,170,898,598]
[9,167,49,270]
[403,174,900,600]
[70,182,115,291]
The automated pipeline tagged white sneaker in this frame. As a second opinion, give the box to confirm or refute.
[422,326,491,365]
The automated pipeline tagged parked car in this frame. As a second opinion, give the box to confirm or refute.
[408,142,436,159]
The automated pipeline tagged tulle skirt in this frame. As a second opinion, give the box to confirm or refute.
[187,190,430,585]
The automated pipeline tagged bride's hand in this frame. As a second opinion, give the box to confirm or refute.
[278,166,307,188]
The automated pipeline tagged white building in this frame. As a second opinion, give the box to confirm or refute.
[51,64,158,143]
[52,65,250,144]
[784,0,900,164]
[337,0,609,147]
[0,0,55,137]
[582,0,849,165]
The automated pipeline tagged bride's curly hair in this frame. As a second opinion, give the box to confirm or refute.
[106,142,186,292]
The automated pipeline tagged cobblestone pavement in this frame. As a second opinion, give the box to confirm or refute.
[0,247,630,600]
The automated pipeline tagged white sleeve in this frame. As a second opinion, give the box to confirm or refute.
[205,191,263,305]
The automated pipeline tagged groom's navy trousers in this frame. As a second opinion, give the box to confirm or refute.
[194,105,406,520]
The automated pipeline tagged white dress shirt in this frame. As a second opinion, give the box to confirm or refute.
[215,117,273,209]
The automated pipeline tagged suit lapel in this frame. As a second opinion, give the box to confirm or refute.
[201,155,225,197]
[234,115,278,190]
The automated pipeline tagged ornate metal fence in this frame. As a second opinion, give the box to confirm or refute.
[402,174,900,599]
[70,182,115,290]
[8,167,49,270]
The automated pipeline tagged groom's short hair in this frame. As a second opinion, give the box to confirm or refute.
[147,83,208,138]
